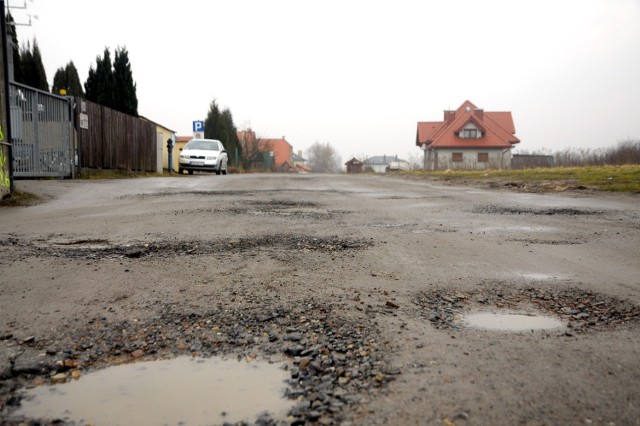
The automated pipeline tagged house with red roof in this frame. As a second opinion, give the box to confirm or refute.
[238,129,299,171]
[259,137,293,169]
[416,100,520,170]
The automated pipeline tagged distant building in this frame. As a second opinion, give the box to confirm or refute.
[416,100,520,170]
[293,151,307,167]
[293,151,312,173]
[363,155,410,173]
[139,116,176,173]
[169,136,192,173]
[258,137,293,170]
[345,158,363,174]
[237,130,309,172]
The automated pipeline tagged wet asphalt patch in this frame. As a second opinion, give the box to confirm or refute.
[173,199,349,220]
[126,188,358,200]
[416,284,640,334]
[1,301,396,425]
[472,205,604,216]
[507,237,586,245]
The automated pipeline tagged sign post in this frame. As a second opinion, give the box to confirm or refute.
[192,120,204,139]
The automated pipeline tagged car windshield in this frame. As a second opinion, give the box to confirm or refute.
[186,140,220,151]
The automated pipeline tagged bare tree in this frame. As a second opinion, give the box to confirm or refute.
[307,141,342,173]
[406,151,423,170]
[238,129,272,171]
[550,139,640,167]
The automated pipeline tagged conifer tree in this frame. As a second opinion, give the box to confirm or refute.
[52,61,84,97]
[6,13,23,84]
[220,109,241,166]
[85,48,115,109]
[204,99,243,167]
[113,47,138,116]
[85,47,138,115]
[17,39,48,91]
[30,40,48,91]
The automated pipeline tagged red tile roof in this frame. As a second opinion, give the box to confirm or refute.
[416,100,520,149]
[296,163,312,173]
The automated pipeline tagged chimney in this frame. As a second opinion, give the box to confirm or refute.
[444,110,455,124]
[298,150,303,157]
[475,109,484,121]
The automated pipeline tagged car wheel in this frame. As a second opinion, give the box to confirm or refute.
[178,168,183,174]
[188,170,194,175]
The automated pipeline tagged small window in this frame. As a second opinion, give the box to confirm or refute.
[478,153,489,162]
[462,129,478,138]
[452,152,463,162]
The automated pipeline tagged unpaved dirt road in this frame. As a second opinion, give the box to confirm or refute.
[1,174,639,425]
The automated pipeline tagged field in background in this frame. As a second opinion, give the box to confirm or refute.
[406,165,640,193]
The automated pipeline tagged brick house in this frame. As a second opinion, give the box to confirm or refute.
[260,137,293,169]
[416,100,520,170]
[238,130,296,171]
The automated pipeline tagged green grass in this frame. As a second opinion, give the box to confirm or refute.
[407,165,640,193]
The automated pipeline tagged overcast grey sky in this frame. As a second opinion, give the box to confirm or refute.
[10,0,640,162]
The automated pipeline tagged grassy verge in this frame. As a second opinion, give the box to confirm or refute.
[405,165,640,193]
[0,191,40,207]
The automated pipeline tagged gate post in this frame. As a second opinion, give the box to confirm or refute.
[1,0,15,193]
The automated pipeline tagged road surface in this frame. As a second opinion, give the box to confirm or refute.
[1,174,639,425]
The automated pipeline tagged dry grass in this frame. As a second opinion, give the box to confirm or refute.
[406,165,640,193]
[0,191,40,207]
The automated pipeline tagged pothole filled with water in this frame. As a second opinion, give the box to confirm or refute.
[462,312,565,331]
[416,286,640,332]
[12,356,293,425]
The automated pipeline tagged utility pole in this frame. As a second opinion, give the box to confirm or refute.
[1,0,15,193]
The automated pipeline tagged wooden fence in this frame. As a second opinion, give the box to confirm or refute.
[76,99,156,171]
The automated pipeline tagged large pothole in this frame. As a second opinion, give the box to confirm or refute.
[471,205,604,216]
[1,302,397,425]
[416,284,640,333]
[16,234,373,260]
[11,357,292,425]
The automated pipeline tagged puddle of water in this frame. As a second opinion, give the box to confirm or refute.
[463,312,564,331]
[14,357,292,425]
[518,272,565,281]
[476,225,556,233]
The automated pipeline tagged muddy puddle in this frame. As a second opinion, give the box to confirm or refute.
[462,312,565,331]
[13,357,292,425]
[475,225,557,233]
[516,272,567,281]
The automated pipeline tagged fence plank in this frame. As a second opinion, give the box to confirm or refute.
[76,99,156,172]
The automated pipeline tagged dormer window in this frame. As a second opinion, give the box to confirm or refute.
[462,128,478,138]
[458,122,482,139]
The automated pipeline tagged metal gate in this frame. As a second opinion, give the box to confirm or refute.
[9,82,73,177]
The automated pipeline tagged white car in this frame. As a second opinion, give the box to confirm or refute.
[178,139,228,175]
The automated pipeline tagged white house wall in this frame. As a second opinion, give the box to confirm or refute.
[429,148,513,170]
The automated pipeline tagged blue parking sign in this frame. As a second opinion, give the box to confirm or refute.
[192,121,204,132]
